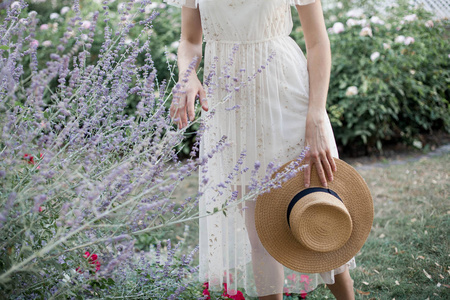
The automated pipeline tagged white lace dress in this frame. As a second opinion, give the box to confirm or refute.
[165,0,356,297]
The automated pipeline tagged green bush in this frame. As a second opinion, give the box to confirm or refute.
[292,0,450,154]
[24,0,450,157]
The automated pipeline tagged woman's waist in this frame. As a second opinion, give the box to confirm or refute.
[204,34,291,45]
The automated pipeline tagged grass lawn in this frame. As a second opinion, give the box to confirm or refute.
[155,152,449,299]
[295,153,450,299]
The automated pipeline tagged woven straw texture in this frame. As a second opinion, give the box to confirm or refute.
[255,158,374,273]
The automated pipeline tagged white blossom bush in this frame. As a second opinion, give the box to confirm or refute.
[290,0,450,155]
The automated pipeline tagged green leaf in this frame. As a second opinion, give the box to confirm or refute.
[0,45,9,50]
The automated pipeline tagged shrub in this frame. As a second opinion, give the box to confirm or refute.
[292,0,450,154]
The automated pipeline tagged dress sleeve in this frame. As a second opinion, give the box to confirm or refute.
[163,0,199,9]
[288,0,316,6]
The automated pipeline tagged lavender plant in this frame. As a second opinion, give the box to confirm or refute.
[0,1,305,298]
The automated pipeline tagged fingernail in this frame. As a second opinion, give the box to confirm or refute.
[323,182,328,187]
[305,183,309,188]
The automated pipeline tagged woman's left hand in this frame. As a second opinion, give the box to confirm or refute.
[303,108,337,188]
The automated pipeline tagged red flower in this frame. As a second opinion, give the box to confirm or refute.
[23,153,35,165]
[202,288,211,300]
[284,287,292,296]
[76,251,101,273]
[23,153,43,169]
[226,290,245,300]
[300,289,308,299]
[222,282,245,300]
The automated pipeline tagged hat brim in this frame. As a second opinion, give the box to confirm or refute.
[255,157,374,273]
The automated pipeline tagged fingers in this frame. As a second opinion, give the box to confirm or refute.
[304,150,335,188]
[327,151,337,172]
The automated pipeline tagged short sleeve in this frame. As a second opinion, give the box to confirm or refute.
[164,0,199,9]
[288,0,316,6]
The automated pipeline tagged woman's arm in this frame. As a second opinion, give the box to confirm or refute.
[170,7,208,129]
[295,0,337,188]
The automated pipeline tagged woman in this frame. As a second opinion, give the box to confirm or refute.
[167,0,356,299]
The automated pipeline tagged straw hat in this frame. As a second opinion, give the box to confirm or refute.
[255,157,373,273]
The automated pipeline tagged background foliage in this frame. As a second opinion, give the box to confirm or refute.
[20,0,450,156]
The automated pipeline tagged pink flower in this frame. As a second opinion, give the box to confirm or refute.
[81,21,91,30]
[404,36,415,45]
[403,14,418,22]
[76,251,101,273]
[40,24,49,30]
[224,271,234,284]
[30,39,39,48]
[287,273,297,281]
[283,287,292,296]
[300,274,312,284]
[425,20,434,28]
[332,22,345,34]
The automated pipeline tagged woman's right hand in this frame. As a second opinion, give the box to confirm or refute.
[170,76,208,129]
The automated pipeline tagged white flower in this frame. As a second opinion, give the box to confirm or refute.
[410,69,416,75]
[61,6,70,15]
[159,3,167,9]
[19,18,28,25]
[448,54,450,59]
[403,14,418,22]
[125,38,133,45]
[329,15,338,22]
[11,1,21,10]
[395,35,406,43]
[385,23,392,30]
[370,16,385,25]
[337,2,343,9]
[49,13,60,20]
[404,36,415,45]
[168,53,177,61]
[346,8,364,18]
[370,51,380,61]
[28,11,37,18]
[170,41,180,49]
[332,22,345,34]
[346,18,357,27]
[358,19,368,27]
[42,40,52,47]
[359,27,373,37]
[383,43,391,50]
[345,86,358,96]
[80,34,88,41]
[81,21,91,30]
[425,20,434,28]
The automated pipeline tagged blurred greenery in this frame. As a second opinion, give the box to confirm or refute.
[22,0,450,157]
